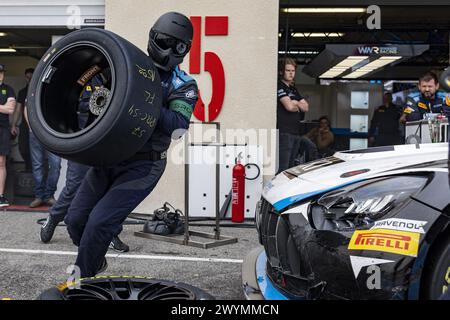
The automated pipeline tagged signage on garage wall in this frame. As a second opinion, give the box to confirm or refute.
[0,1,105,27]
[355,46,399,55]
[189,16,228,122]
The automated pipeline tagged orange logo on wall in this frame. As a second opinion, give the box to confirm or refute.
[348,229,420,257]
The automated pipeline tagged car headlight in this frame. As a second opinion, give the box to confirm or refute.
[309,175,428,232]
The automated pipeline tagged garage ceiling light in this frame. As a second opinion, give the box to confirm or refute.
[343,56,402,79]
[303,44,429,79]
[282,8,366,13]
[320,56,368,78]
[292,32,344,38]
[334,56,368,67]
[0,48,16,52]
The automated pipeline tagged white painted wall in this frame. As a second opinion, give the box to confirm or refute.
[106,0,279,214]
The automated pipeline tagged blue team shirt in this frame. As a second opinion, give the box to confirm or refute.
[403,90,450,121]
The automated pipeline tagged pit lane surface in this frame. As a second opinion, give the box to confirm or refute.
[0,210,259,300]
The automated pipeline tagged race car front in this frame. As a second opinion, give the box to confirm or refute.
[243,143,450,300]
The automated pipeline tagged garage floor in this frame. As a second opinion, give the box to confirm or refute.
[0,210,260,300]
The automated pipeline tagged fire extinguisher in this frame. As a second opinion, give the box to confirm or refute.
[232,153,246,223]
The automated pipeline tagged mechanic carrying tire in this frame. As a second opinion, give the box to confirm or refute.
[38,65,129,253]
[27,27,162,166]
[30,12,198,279]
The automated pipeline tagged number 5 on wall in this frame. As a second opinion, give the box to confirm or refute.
[189,16,227,122]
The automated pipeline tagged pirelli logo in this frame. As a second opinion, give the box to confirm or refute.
[348,229,420,257]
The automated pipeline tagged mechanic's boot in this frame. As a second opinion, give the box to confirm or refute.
[0,195,9,208]
[29,198,44,208]
[109,236,130,253]
[96,258,108,275]
[40,214,60,243]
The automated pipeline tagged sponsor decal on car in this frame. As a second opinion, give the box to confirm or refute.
[370,218,427,234]
[348,229,420,257]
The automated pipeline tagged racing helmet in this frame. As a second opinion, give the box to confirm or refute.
[147,12,193,71]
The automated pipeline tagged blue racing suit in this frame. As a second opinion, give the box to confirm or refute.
[403,90,450,121]
[65,66,198,277]
[48,73,107,222]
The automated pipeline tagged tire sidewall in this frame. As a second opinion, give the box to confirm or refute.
[27,28,161,166]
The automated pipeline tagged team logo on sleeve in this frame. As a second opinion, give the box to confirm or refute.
[185,90,197,99]
[403,106,414,114]
[445,95,450,107]
[417,102,428,110]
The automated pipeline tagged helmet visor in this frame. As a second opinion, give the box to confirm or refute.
[153,32,190,56]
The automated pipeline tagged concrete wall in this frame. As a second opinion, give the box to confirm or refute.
[106,0,279,213]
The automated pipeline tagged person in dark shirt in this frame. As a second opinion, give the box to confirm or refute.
[11,68,34,172]
[277,58,314,173]
[64,12,198,278]
[368,92,402,146]
[0,64,16,207]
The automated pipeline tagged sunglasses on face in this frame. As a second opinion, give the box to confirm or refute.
[153,32,190,56]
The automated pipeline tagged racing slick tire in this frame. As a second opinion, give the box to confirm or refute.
[37,276,215,300]
[27,28,162,166]
[422,231,450,299]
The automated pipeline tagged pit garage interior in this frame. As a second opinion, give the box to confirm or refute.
[2,3,449,210]
[0,1,449,300]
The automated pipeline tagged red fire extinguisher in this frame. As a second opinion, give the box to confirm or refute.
[232,153,245,223]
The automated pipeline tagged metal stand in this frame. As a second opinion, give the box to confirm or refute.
[134,122,238,249]
[134,230,238,249]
